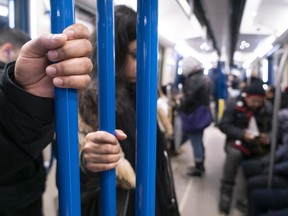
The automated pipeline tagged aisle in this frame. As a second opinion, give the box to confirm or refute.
[170,125,246,216]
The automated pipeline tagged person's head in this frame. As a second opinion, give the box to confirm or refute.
[244,79,266,110]
[80,5,137,129]
[0,28,31,63]
[114,5,137,83]
[181,56,202,76]
[90,5,137,84]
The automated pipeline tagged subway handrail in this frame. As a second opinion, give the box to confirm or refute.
[136,0,158,215]
[268,47,288,189]
[50,0,81,215]
[50,0,158,215]
[96,0,116,215]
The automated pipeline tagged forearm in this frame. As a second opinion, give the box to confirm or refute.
[0,63,55,179]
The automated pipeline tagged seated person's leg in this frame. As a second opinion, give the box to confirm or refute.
[242,158,266,180]
[261,208,288,216]
[247,175,288,193]
[248,189,288,216]
[219,144,243,214]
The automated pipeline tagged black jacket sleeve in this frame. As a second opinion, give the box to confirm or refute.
[0,62,55,180]
[218,99,245,141]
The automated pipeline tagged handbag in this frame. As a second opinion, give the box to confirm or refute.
[180,105,212,133]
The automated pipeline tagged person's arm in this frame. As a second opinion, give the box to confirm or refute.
[0,23,92,180]
[80,130,124,173]
[218,100,245,141]
[0,63,54,179]
[79,129,136,189]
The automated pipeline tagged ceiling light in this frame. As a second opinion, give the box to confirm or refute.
[175,40,213,69]
[240,40,250,50]
[8,0,14,28]
[0,5,8,17]
[261,59,268,83]
[200,42,209,50]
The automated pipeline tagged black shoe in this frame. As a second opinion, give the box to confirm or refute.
[219,185,233,214]
[236,199,247,213]
[186,167,202,177]
[219,192,231,214]
[188,165,205,173]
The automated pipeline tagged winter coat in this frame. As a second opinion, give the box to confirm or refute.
[78,82,180,216]
[0,62,54,210]
[180,70,211,114]
[218,96,273,156]
[219,97,273,142]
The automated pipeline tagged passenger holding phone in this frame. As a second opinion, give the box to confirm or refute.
[217,78,273,214]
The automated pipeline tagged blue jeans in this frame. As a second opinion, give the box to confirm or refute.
[187,130,205,162]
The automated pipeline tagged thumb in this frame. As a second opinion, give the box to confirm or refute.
[115,130,127,141]
[20,33,67,58]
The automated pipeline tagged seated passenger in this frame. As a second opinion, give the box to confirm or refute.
[242,107,288,215]
[248,189,288,216]
[218,78,273,214]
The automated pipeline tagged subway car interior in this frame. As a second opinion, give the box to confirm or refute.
[1,0,288,215]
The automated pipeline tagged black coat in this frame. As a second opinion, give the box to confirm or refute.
[0,62,54,210]
[181,70,211,114]
[79,82,180,216]
[218,97,273,142]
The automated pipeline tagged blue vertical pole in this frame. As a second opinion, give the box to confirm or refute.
[217,61,227,122]
[96,1,116,216]
[136,0,158,215]
[50,1,81,216]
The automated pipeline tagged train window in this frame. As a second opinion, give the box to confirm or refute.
[0,0,8,28]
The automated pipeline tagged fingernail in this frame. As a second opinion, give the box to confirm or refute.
[64,29,75,38]
[50,34,63,40]
[46,66,57,76]
[47,50,58,60]
[116,130,124,136]
[53,78,63,86]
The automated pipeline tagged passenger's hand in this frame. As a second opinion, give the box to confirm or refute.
[15,23,92,98]
[243,132,255,143]
[82,130,127,173]
[259,133,270,145]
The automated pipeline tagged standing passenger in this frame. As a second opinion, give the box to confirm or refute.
[176,56,212,177]
[79,5,180,216]
[0,24,92,216]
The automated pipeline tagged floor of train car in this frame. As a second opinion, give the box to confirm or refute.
[43,124,246,216]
